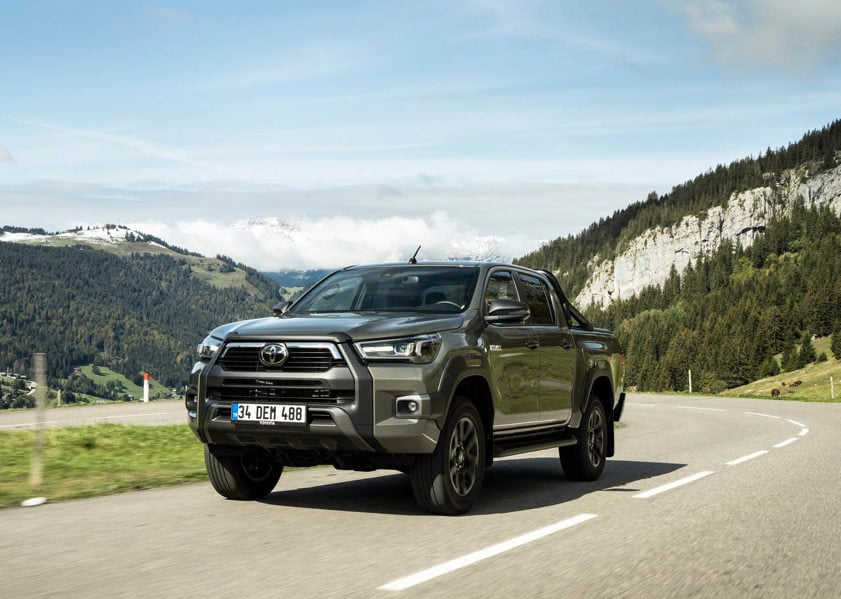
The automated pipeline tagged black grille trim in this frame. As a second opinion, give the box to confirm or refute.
[218,342,345,373]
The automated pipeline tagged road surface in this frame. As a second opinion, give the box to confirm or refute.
[0,399,186,429]
[1,394,839,598]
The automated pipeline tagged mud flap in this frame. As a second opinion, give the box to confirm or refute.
[613,392,626,422]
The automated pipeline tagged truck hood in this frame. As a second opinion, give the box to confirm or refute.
[211,312,467,343]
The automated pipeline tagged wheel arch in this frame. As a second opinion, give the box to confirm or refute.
[587,375,615,457]
[453,374,495,467]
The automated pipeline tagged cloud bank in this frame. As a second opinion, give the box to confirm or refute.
[127,212,505,271]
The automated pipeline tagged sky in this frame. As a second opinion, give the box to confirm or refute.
[2,0,841,270]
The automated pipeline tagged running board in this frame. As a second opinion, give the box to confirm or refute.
[492,432,577,458]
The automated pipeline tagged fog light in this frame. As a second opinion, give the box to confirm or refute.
[396,396,426,417]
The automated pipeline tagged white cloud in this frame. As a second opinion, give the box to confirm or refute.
[0,178,658,270]
[127,212,506,271]
[673,0,841,71]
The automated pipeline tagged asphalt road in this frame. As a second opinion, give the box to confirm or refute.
[0,399,187,429]
[1,394,839,598]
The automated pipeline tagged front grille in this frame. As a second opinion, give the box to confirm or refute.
[218,342,344,373]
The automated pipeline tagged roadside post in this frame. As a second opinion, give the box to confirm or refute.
[24,352,48,507]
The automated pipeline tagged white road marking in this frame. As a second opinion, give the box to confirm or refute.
[675,406,726,412]
[744,412,781,419]
[726,450,769,466]
[378,514,598,591]
[627,403,655,407]
[633,471,715,499]
[774,438,799,448]
[787,419,807,428]
[798,428,809,436]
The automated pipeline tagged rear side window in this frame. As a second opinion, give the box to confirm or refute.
[515,273,555,326]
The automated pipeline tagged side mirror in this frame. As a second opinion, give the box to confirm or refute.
[484,299,530,324]
[272,301,291,316]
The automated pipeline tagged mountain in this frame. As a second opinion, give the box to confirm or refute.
[518,118,841,394]
[576,162,841,308]
[263,269,332,288]
[0,227,280,395]
[518,119,841,300]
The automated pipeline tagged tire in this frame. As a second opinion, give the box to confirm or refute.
[204,445,283,500]
[410,399,486,515]
[560,397,607,481]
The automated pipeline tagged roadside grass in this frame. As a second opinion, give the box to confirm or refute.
[78,364,170,400]
[0,424,206,509]
[729,337,840,402]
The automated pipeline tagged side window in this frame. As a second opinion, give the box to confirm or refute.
[515,273,555,326]
[484,270,519,312]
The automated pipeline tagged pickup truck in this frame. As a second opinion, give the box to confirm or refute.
[187,261,625,514]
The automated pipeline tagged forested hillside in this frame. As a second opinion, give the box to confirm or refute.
[588,202,841,392]
[516,119,841,395]
[0,242,279,391]
[517,119,841,298]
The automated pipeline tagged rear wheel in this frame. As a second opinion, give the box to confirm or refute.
[205,445,283,500]
[560,397,606,481]
[410,399,486,514]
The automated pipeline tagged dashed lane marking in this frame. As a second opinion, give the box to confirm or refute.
[726,450,769,466]
[378,514,598,591]
[633,471,716,499]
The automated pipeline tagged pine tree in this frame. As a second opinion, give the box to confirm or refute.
[831,324,841,360]
[781,340,798,372]
[797,332,817,368]
[758,356,781,378]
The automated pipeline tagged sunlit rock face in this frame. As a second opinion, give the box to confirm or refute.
[575,164,841,308]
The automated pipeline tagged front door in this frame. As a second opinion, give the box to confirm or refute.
[483,270,541,428]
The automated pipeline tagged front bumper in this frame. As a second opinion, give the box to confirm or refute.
[187,338,444,455]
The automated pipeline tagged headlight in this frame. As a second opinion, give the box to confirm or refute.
[355,333,442,364]
[196,335,222,361]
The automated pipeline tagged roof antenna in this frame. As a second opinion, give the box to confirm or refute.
[408,245,421,264]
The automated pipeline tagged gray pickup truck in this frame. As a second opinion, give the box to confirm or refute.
[187,261,625,514]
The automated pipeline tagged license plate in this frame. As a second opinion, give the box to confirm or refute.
[231,402,306,425]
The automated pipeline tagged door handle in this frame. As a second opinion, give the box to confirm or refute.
[525,341,540,350]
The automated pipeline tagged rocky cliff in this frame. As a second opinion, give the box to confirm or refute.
[575,163,841,308]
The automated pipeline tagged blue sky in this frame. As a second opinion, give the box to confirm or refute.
[2,1,841,269]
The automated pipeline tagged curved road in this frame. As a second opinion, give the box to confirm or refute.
[1,394,839,598]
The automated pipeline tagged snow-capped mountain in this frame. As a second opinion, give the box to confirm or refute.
[0,224,165,248]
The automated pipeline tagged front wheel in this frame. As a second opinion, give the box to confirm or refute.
[410,399,486,514]
[560,397,607,481]
[205,446,283,500]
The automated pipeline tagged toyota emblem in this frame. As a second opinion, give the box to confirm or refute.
[259,343,289,367]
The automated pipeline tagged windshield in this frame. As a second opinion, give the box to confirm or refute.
[289,266,480,314]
